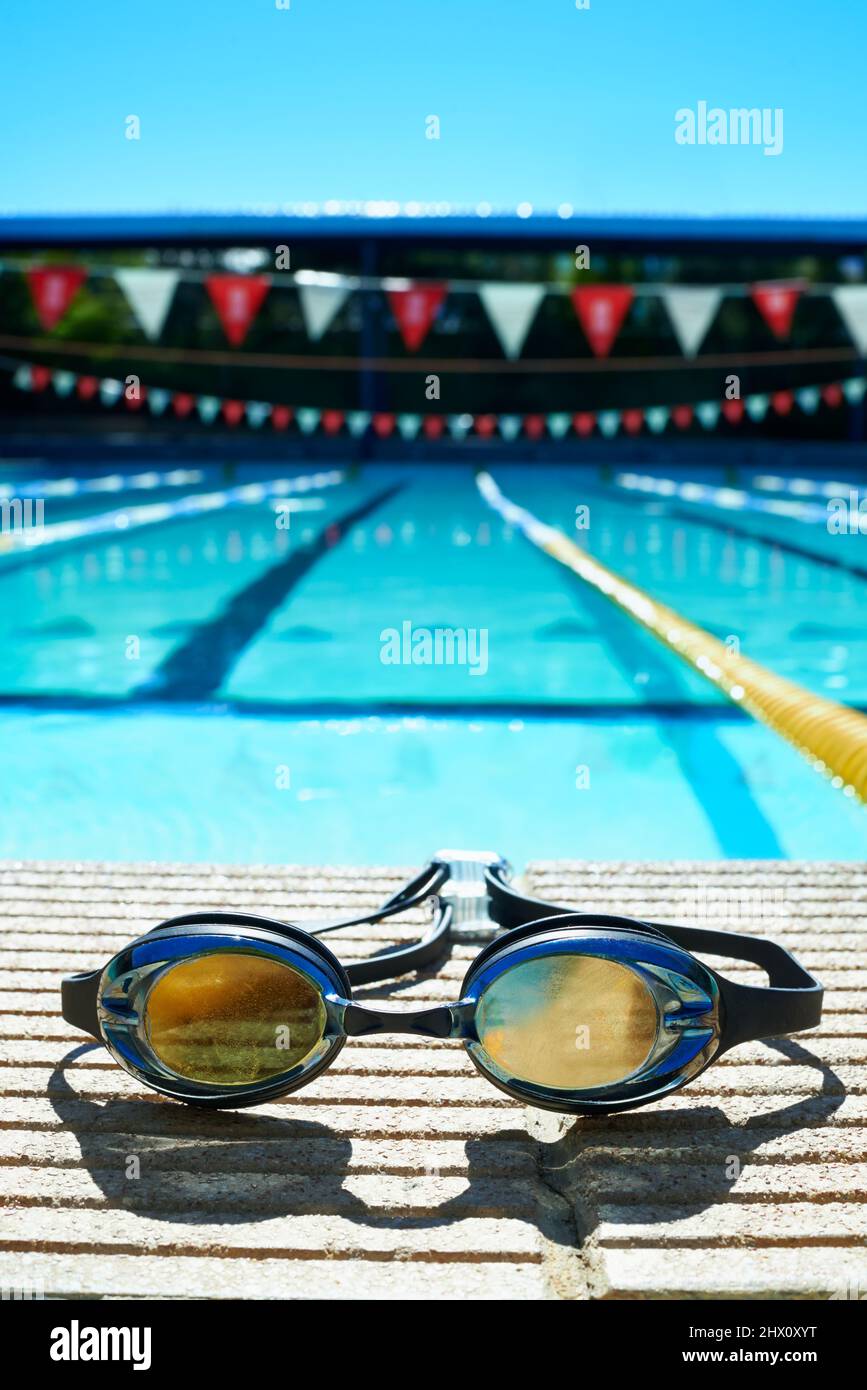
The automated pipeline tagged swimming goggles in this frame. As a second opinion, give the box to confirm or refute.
[61,851,823,1115]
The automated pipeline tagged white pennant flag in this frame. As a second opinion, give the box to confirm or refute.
[297,283,350,341]
[832,287,867,354]
[499,415,523,440]
[795,386,820,415]
[115,268,180,341]
[296,408,321,435]
[745,393,769,422]
[597,410,620,438]
[660,287,722,357]
[645,406,669,434]
[397,414,421,440]
[198,396,221,423]
[479,284,545,359]
[696,401,721,430]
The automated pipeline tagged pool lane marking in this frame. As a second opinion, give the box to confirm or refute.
[615,471,829,525]
[477,470,867,805]
[0,470,346,561]
[136,483,404,702]
[0,467,206,501]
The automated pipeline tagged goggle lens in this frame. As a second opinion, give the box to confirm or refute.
[475,954,658,1091]
[145,952,327,1086]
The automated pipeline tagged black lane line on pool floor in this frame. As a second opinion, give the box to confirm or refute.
[668,506,867,582]
[532,549,785,858]
[135,482,404,702]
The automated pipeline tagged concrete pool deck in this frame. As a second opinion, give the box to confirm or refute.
[0,857,864,1300]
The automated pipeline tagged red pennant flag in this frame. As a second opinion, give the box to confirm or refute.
[474,414,498,438]
[30,365,52,392]
[822,382,843,408]
[205,275,270,346]
[271,405,293,431]
[524,414,546,439]
[321,409,345,436]
[124,387,147,411]
[423,415,446,439]
[751,283,802,340]
[372,412,396,438]
[573,411,596,437]
[622,408,644,435]
[671,405,693,430]
[172,393,195,418]
[76,375,99,400]
[387,284,447,352]
[26,267,86,331]
[722,398,745,424]
[772,390,794,416]
[571,286,634,358]
[222,399,245,427]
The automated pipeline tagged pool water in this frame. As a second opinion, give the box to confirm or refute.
[0,459,864,863]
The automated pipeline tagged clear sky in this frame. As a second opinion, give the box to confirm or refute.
[3,0,865,219]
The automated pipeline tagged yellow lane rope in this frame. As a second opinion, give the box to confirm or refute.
[476,470,867,805]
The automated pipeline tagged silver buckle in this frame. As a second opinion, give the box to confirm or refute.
[434,848,511,938]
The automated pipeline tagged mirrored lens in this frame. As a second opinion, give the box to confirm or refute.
[145,952,327,1085]
[475,953,658,1090]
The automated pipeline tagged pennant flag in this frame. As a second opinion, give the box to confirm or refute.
[745,393,769,422]
[573,412,596,437]
[76,376,99,400]
[448,413,473,440]
[115,268,180,341]
[99,378,123,405]
[572,286,634,358]
[222,400,245,427]
[148,388,171,416]
[796,386,820,415]
[772,390,794,416]
[474,415,498,438]
[296,407,321,435]
[696,401,721,430]
[205,275,270,346]
[246,401,271,428]
[12,365,32,390]
[173,392,196,418]
[26,267,86,331]
[197,396,221,423]
[621,408,643,436]
[597,409,621,438]
[423,415,446,439]
[831,287,867,354]
[271,405,293,431]
[397,413,422,440]
[29,365,51,391]
[822,383,843,408]
[547,413,572,438]
[478,283,545,359]
[499,415,523,441]
[387,284,447,352]
[524,414,546,440]
[52,370,76,397]
[722,398,745,424]
[671,405,694,430]
[645,406,669,434]
[297,282,351,341]
[660,286,722,357]
[124,387,146,411]
[346,410,371,437]
[372,412,396,438]
[843,377,867,405]
[321,409,345,436]
[751,282,802,340]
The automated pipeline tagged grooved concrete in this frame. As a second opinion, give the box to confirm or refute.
[0,858,864,1300]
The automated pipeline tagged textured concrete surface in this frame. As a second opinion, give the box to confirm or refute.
[0,858,864,1300]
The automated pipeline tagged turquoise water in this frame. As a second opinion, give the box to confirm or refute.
[0,459,865,863]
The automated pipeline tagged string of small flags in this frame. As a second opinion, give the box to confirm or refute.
[9,359,866,440]
[4,260,867,361]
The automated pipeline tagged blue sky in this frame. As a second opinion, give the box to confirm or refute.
[3,0,865,218]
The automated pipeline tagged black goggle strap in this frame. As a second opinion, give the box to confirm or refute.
[485,866,823,1049]
[312,859,454,986]
[60,861,454,1039]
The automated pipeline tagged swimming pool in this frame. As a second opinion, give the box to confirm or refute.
[0,458,865,863]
